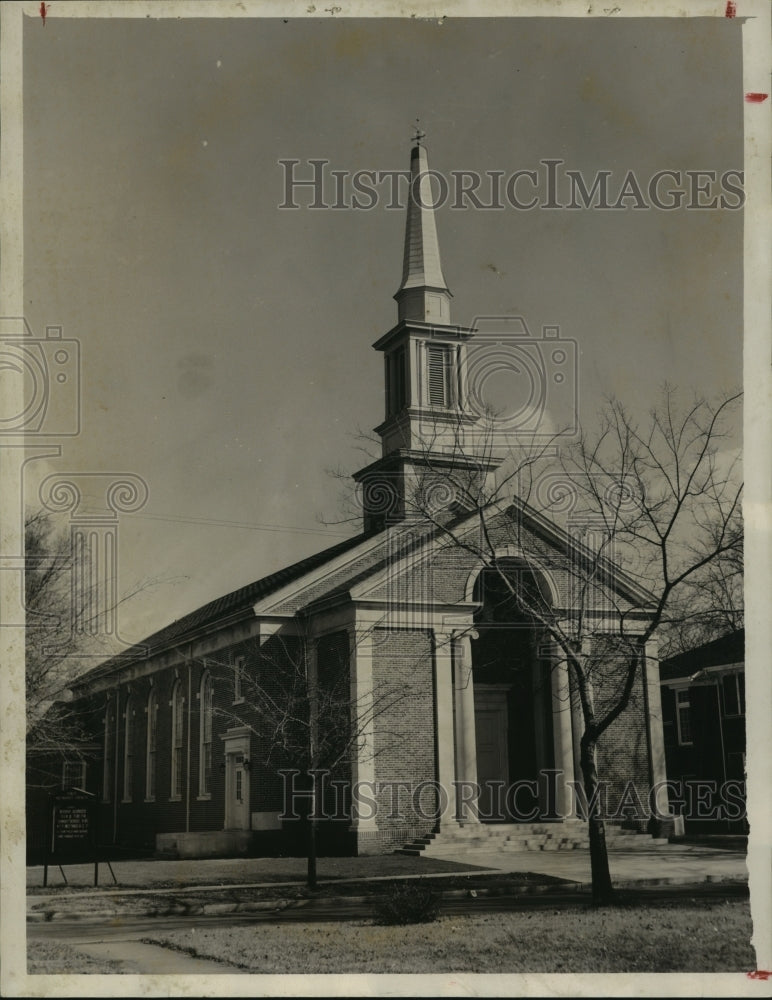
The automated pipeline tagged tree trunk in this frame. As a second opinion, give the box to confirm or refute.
[580,737,614,905]
[306,642,320,890]
[307,816,318,889]
[307,769,319,890]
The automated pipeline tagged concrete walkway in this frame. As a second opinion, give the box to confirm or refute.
[27,840,747,906]
[72,939,237,974]
[421,841,748,885]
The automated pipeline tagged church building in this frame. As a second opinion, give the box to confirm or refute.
[28,140,668,861]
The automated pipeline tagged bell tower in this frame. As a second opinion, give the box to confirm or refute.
[353,134,501,532]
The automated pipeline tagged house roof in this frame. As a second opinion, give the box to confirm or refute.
[659,628,745,683]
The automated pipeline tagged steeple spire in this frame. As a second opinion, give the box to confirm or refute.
[351,136,502,533]
[394,136,452,324]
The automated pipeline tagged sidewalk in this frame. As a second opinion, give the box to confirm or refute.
[26,840,748,924]
[422,840,748,884]
[59,940,238,974]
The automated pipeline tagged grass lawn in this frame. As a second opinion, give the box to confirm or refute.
[28,941,123,975]
[27,854,484,893]
[142,898,754,973]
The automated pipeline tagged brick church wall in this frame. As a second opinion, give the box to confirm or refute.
[28,499,657,859]
[366,628,437,851]
[41,632,314,857]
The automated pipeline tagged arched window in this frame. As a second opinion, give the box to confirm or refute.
[123,694,134,802]
[171,679,185,800]
[199,671,213,797]
[146,687,158,801]
[233,655,245,704]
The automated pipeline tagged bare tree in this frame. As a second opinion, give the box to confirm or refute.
[25,509,98,762]
[377,386,742,903]
[25,509,159,770]
[211,627,417,889]
[655,513,743,659]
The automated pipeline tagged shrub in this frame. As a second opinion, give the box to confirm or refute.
[373,882,440,925]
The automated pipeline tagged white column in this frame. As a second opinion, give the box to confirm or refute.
[531,635,548,796]
[643,638,669,819]
[348,625,378,834]
[550,650,577,818]
[433,630,457,827]
[410,339,423,409]
[570,674,583,793]
[453,632,479,823]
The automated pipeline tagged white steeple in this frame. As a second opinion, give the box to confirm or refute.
[394,138,453,324]
[351,134,502,533]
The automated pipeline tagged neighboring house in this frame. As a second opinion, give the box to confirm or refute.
[26,141,671,860]
[659,629,746,834]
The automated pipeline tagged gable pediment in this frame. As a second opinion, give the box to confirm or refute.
[253,497,655,621]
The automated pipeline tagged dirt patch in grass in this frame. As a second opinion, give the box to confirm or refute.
[143,898,755,974]
[27,940,124,975]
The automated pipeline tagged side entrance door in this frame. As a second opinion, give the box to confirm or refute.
[224,752,250,830]
[222,729,251,831]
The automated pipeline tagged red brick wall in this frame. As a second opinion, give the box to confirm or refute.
[370,628,437,839]
[368,510,637,618]
[45,634,310,854]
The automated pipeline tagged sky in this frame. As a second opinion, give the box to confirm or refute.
[20,12,744,644]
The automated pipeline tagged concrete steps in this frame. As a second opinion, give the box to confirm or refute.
[395,822,669,857]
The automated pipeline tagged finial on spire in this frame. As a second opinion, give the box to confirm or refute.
[412,118,426,146]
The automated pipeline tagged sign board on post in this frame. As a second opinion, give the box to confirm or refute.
[44,787,101,887]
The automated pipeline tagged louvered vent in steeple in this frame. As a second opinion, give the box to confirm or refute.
[426,344,449,407]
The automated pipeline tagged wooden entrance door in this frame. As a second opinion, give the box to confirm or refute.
[474,689,509,821]
[224,751,250,831]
